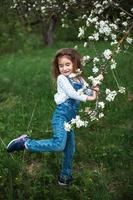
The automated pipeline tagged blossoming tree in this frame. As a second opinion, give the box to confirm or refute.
[63,0,133,131]
[10,0,133,131]
[11,0,80,46]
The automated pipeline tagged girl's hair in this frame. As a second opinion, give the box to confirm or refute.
[52,48,82,79]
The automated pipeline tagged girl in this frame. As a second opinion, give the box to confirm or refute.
[7,48,101,186]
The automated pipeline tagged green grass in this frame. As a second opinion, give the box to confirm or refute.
[0,41,133,200]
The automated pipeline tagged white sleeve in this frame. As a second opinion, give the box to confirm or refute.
[57,75,88,102]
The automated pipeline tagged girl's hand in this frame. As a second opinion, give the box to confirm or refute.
[86,88,99,101]
[92,86,99,92]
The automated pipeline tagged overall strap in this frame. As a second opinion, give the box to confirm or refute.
[67,76,83,86]
[67,76,74,87]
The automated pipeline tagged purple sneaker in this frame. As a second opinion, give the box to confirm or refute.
[7,134,29,153]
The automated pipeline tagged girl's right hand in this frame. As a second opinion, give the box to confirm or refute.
[86,89,98,101]
[92,86,99,92]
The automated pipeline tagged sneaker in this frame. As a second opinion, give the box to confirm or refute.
[58,176,73,186]
[7,134,29,153]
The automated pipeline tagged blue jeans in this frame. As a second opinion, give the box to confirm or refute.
[25,102,77,179]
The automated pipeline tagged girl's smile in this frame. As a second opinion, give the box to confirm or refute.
[58,56,74,76]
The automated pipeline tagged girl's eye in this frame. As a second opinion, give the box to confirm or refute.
[58,65,63,68]
[66,63,70,66]
[58,63,71,67]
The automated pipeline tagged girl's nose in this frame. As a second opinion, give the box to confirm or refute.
[63,65,68,70]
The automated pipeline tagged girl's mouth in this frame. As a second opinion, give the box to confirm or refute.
[63,71,70,74]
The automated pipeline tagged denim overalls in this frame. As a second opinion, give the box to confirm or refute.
[25,77,83,180]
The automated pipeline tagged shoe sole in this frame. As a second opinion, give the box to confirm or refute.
[58,180,72,186]
[7,134,28,150]
[58,181,68,186]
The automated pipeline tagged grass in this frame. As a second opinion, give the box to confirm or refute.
[0,41,133,200]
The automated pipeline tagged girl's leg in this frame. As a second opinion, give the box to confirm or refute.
[60,130,75,180]
[25,116,67,152]
[7,115,68,153]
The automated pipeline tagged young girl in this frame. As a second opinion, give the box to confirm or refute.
[7,48,101,186]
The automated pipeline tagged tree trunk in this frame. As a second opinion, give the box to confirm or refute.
[43,14,57,47]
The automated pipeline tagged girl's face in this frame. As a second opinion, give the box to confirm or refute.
[58,56,74,76]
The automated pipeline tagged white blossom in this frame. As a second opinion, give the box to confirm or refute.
[83,82,89,89]
[83,55,90,61]
[78,27,85,38]
[98,9,103,15]
[106,89,117,102]
[122,22,128,27]
[131,8,133,13]
[84,42,88,47]
[111,34,117,40]
[110,59,117,69]
[64,122,71,132]
[103,49,112,60]
[82,14,87,19]
[102,1,108,5]
[84,107,92,114]
[93,32,99,41]
[86,20,90,27]
[88,74,103,86]
[118,86,126,94]
[115,18,120,22]
[126,37,132,44]
[88,36,94,40]
[93,57,100,63]
[82,55,91,66]
[126,16,131,20]
[71,115,88,128]
[90,111,98,121]
[95,3,102,9]
[111,40,118,46]
[74,45,78,49]
[69,69,82,78]
[115,46,121,54]
[110,23,118,30]
[41,6,46,12]
[87,17,98,24]
[99,113,104,118]
[98,20,112,36]
[98,102,105,109]
[92,66,99,74]
[120,12,126,16]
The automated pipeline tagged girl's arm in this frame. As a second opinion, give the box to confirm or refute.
[58,75,88,102]
[58,75,98,102]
